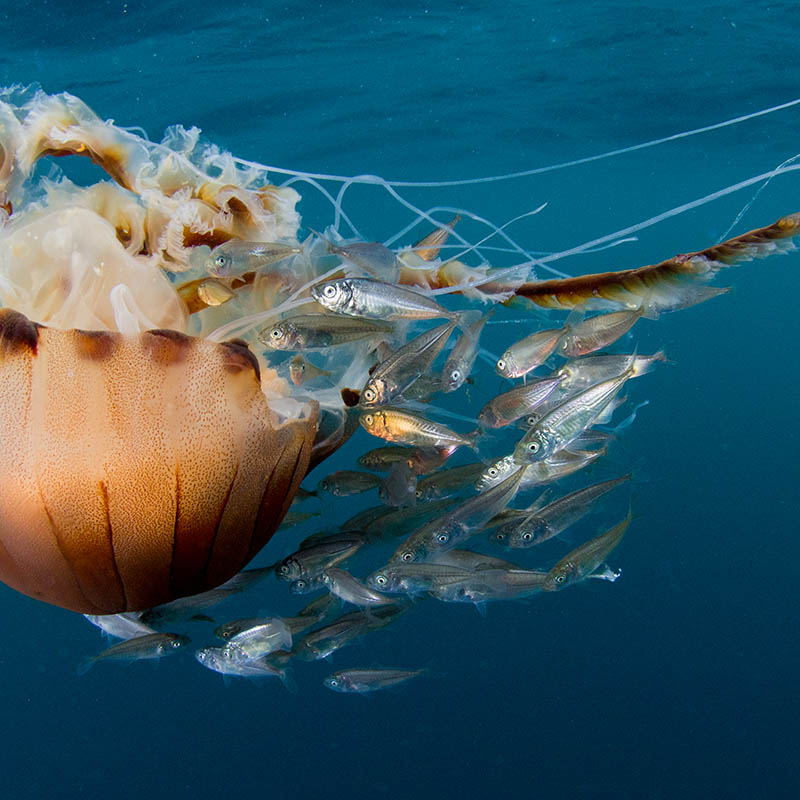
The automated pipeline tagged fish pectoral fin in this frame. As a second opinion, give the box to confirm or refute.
[586,564,622,582]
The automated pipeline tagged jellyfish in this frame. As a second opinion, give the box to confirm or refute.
[0,86,797,614]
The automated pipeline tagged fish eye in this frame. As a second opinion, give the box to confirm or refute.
[375,575,387,586]
[527,441,540,453]
[450,369,460,381]
[522,532,532,541]
[487,467,498,477]
[364,388,376,402]
[496,359,506,371]
[322,284,337,298]
[555,574,566,584]
[269,328,283,339]
[214,254,228,268]
[364,414,374,425]
[295,579,306,589]
[496,532,505,540]
[329,678,338,687]
[401,551,414,562]
[527,416,536,425]
[278,564,289,574]
[436,533,449,544]
[171,640,182,648]
[415,489,423,498]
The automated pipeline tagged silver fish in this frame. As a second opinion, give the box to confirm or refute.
[294,606,405,661]
[496,326,565,378]
[554,351,666,393]
[478,375,564,428]
[442,312,490,392]
[360,407,477,451]
[276,536,364,582]
[311,277,461,322]
[205,240,301,279]
[366,562,475,594]
[324,668,425,693]
[84,612,156,641]
[259,314,393,350]
[318,233,401,281]
[223,619,292,662]
[415,462,487,501]
[514,366,635,464]
[427,549,521,571]
[317,470,382,497]
[321,567,396,607]
[78,633,189,674]
[361,321,456,407]
[391,467,525,563]
[428,568,547,604]
[557,308,643,357]
[357,446,414,471]
[476,448,607,492]
[542,511,631,591]
[501,474,632,548]
[289,355,332,387]
[195,646,291,683]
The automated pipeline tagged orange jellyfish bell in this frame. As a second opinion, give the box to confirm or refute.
[0,309,317,614]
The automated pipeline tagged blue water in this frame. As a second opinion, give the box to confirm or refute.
[1,2,799,798]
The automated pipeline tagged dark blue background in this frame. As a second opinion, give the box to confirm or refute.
[1,2,798,798]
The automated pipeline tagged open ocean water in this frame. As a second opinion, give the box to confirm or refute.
[1,2,798,798]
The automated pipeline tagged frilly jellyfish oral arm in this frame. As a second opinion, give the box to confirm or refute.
[513,210,800,313]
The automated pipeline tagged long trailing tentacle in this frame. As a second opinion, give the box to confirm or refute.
[510,211,800,313]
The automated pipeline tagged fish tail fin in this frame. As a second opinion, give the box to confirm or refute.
[278,667,299,694]
[76,657,95,676]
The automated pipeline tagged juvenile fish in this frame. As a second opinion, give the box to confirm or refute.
[358,445,414,471]
[415,462,487,501]
[401,373,444,402]
[280,510,320,526]
[496,325,565,378]
[321,567,397,607]
[557,308,643,357]
[360,321,456,406]
[501,474,632,548]
[391,467,525,563]
[260,314,393,350]
[289,355,332,387]
[319,234,401,281]
[542,511,631,591]
[476,448,606,492]
[514,366,635,463]
[428,568,547,604]
[427,549,521,571]
[478,375,564,428]
[311,277,461,322]
[84,612,156,641]
[554,351,666,393]
[367,562,475,594]
[324,668,425,693]
[294,606,405,661]
[223,619,292,662]
[360,407,477,451]
[276,536,364,582]
[442,312,490,392]
[78,633,189,674]
[195,646,290,683]
[317,470,381,497]
[205,240,301,279]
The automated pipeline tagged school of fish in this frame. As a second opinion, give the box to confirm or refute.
[77,214,753,693]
